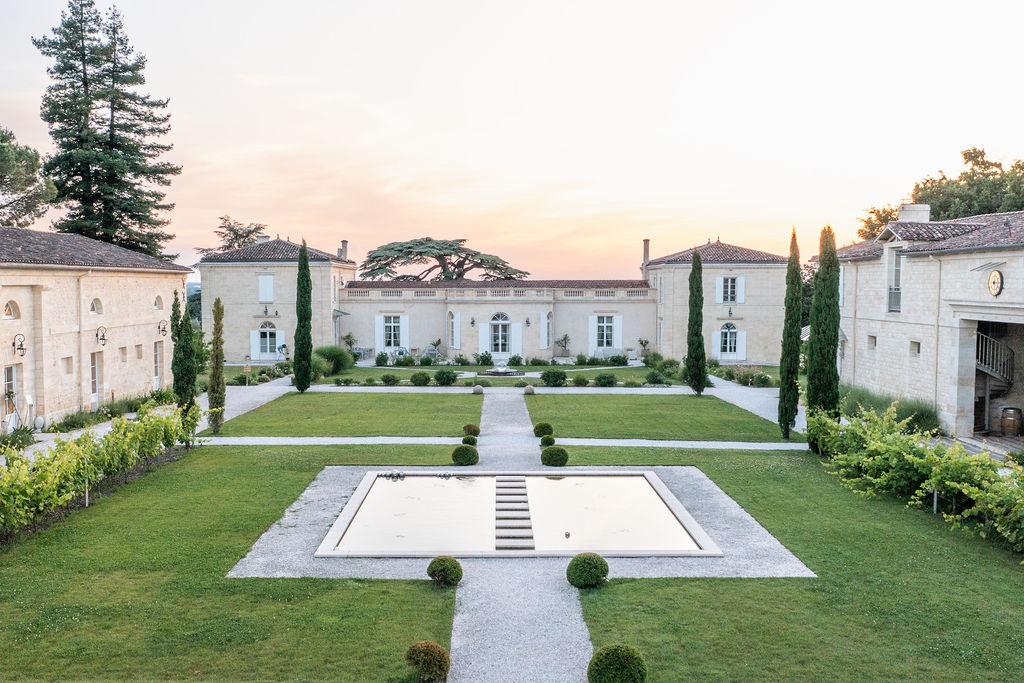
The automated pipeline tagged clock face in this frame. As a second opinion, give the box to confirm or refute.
[988,270,1004,297]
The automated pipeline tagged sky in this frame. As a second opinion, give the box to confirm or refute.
[3,0,1023,280]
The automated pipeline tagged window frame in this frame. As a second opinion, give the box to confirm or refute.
[383,315,401,348]
[722,276,738,304]
[720,323,738,355]
[490,312,510,353]
[596,315,615,348]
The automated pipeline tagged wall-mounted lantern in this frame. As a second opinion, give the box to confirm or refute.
[264,305,269,316]
[157,320,169,336]
[470,317,476,327]
[12,334,26,357]
[96,326,108,346]
[525,317,531,327]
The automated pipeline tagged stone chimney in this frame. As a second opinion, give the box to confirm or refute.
[338,239,349,260]
[898,203,931,222]
[641,238,651,280]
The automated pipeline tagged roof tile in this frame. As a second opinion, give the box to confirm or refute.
[647,240,786,265]
[0,228,190,272]
[199,238,354,264]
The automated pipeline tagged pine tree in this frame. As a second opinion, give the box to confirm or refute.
[34,1,180,257]
[683,251,707,394]
[293,241,313,392]
[778,229,802,438]
[806,226,841,414]
[0,127,57,226]
[208,297,226,434]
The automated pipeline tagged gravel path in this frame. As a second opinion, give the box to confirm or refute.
[476,392,541,468]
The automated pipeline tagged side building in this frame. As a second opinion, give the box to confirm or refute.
[0,227,190,430]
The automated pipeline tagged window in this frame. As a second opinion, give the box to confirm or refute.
[135,344,144,360]
[89,298,103,314]
[258,274,274,303]
[383,315,401,347]
[448,312,456,348]
[888,248,903,312]
[910,340,921,356]
[153,295,164,310]
[720,323,738,354]
[119,346,128,362]
[259,321,278,354]
[3,364,18,415]
[2,301,19,320]
[89,351,102,399]
[490,312,510,353]
[596,315,615,348]
[154,341,164,388]
[722,277,738,304]
[868,334,877,349]
[546,313,553,349]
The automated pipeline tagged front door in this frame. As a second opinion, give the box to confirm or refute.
[153,341,164,390]
[3,364,19,428]
[90,351,103,407]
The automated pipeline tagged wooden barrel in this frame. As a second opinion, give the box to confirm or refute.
[1001,407,1023,436]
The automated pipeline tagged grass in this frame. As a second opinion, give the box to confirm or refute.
[577,448,1024,681]
[525,394,798,442]
[0,446,455,681]
[211,392,483,437]
[565,446,787,465]
[840,382,941,432]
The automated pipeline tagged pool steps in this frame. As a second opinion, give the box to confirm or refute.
[495,475,535,550]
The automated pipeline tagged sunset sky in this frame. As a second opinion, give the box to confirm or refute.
[3,0,1023,279]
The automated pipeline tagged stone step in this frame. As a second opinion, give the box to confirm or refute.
[495,494,528,501]
[495,538,535,550]
[495,519,533,529]
[495,484,527,490]
[496,476,526,482]
[495,502,529,511]
[496,529,534,539]
[495,511,531,520]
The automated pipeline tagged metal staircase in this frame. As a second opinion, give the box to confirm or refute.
[977,332,1014,396]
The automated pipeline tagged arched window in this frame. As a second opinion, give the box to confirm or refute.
[448,311,456,347]
[259,321,278,355]
[89,298,103,315]
[720,323,737,355]
[490,312,510,353]
[2,301,19,320]
[153,296,164,311]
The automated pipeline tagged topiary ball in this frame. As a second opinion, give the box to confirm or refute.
[533,422,554,437]
[463,423,481,436]
[452,445,479,466]
[540,434,555,447]
[462,435,477,445]
[541,446,568,467]
[405,640,451,682]
[427,556,463,587]
[567,552,609,588]
[587,644,647,683]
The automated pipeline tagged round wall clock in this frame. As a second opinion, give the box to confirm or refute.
[988,269,1004,296]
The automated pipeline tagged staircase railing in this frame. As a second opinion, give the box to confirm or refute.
[977,332,1014,384]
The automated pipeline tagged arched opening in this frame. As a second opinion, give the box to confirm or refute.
[2,301,19,320]
[259,321,278,355]
[89,298,103,315]
[720,323,737,355]
[490,312,510,353]
[153,295,164,310]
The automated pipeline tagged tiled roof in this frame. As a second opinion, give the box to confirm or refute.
[881,221,981,241]
[838,210,1024,260]
[835,240,884,261]
[0,227,190,272]
[346,279,650,290]
[647,239,786,266]
[199,238,354,264]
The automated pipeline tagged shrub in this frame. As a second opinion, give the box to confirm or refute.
[473,351,493,366]
[453,354,470,365]
[363,377,377,386]
[606,354,629,366]
[541,369,567,387]
[419,356,433,366]
[394,355,416,367]
[464,424,481,436]
[426,556,463,587]
[593,373,617,387]
[567,552,609,588]
[0,426,35,450]
[947,464,1024,552]
[528,358,551,366]
[375,351,389,367]
[540,434,555,447]
[839,383,941,433]
[508,354,523,366]
[513,380,529,388]
[452,445,479,466]
[541,446,568,466]
[334,377,354,386]
[275,359,294,374]
[572,375,590,387]
[462,435,477,445]
[642,351,664,367]
[434,369,458,386]
[533,422,553,437]
[314,345,355,374]
[410,372,431,386]
[476,379,492,388]
[308,354,332,382]
[623,380,642,388]
[645,370,668,385]
[576,353,589,365]
[405,641,450,682]
[657,358,680,375]
[380,374,400,386]
[587,644,647,683]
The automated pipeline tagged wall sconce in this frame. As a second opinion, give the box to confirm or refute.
[96,326,108,346]
[470,317,476,327]
[264,305,269,316]
[525,317,531,327]
[728,307,733,318]
[157,320,168,337]
[12,334,26,357]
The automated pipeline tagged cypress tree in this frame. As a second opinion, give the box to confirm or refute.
[778,229,802,438]
[170,289,182,342]
[208,297,226,434]
[806,226,841,414]
[683,251,707,395]
[294,241,313,392]
[171,301,198,409]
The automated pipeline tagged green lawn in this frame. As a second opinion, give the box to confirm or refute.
[0,446,455,681]
[565,446,786,465]
[525,394,797,442]
[212,393,483,437]
[578,448,1024,681]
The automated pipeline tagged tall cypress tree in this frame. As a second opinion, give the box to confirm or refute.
[34,1,179,257]
[683,251,707,395]
[208,297,226,434]
[806,226,841,414]
[171,308,198,409]
[778,229,802,438]
[169,289,182,342]
[294,241,313,392]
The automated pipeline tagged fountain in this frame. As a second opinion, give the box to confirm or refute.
[481,363,525,377]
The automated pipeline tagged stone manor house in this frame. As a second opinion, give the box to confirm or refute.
[198,236,790,368]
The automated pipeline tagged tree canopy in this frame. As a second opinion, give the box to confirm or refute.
[0,127,57,227]
[196,215,268,254]
[359,238,528,281]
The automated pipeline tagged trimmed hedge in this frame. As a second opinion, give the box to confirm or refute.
[593,373,617,387]
[567,552,609,588]
[434,369,458,386]
[541,446,568,467]
[540,434,555,447]
[462,435,477,445]
[405,641,450,682]
[533,422,553,437]
[572,375,590,387]
[541,368,568,387]
[452,445,479,466]
[313,345,355,374]
[426,555,463,587]
[463,424,480,437]
[410,372,431,386]
[380,374,400,386]
[587,644,647,683]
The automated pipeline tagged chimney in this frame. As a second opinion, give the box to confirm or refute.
[338,239,349,260]
[641,238,651,280]
[898,203,930,222]
[255,234,270,243]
